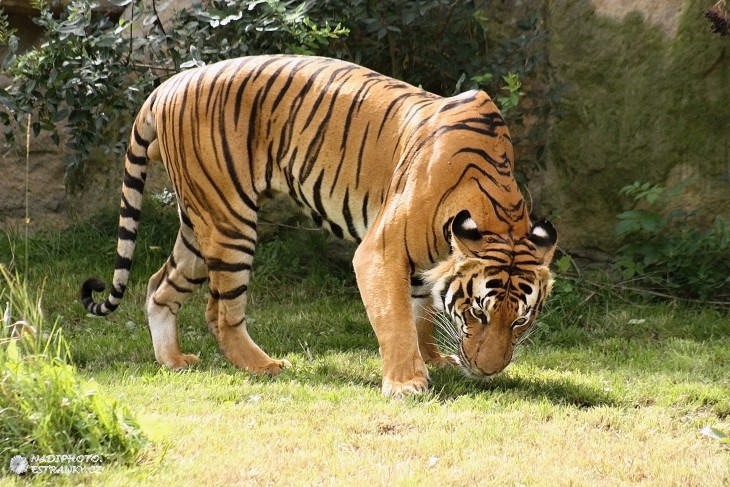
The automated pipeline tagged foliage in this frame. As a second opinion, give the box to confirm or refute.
[0,266,146,473]
[0,0,156,178]
[614,181,730,302]
[0,0,349,181]
[0,0,550,181]
[142,0,350,71]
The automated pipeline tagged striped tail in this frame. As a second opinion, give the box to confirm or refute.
[80,97,158,316]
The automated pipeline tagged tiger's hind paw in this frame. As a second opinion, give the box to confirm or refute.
[247,358,291,376]
[161,353,200,369]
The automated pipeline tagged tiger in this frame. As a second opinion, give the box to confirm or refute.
[80,55,557,398]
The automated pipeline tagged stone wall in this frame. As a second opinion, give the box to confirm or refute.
[540,0,730,256]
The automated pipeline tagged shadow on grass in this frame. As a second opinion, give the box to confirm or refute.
[427,367,618,408]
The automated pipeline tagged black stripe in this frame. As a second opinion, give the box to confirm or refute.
[329,222,344,239]
[361,192,369,229]
[118,225,137,241]
[179,206,193,229]
[114,254,133,270]
[214,283,249,301]
[217,226,257,246]
[312,170,328,221]
[133,125,150,149]
[110,285,126,299]
[355,123,370,188]
[377,93,413,139]
[204,67,227,116]
[440,275,456,309]
[186,276,208,286]
[300,127,325,183]
[206,258,251,273]
[270,63,299,112]
[437,92,478,114]
[221,107,259,212]
[219,241,255,254]
[126,149,147,166]
[342,188,359,241]
[265,140,275,191]
[123,169,146,194]
[233,70,253,126]
[181,235,203,259]
[165,277,193,294]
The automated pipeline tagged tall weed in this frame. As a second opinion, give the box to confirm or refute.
[0,265,146,474]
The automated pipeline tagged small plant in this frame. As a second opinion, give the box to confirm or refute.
[495,72,523,115]
[614,181,730,302]
[0,265,146,474]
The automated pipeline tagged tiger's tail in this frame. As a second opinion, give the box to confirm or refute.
[80,95,158,316]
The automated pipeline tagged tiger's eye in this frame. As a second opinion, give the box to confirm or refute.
[469,308,488,324]
[511,317,528,329]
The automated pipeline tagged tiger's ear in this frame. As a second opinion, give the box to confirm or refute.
[451,209,482,257]
[528,220,558,264]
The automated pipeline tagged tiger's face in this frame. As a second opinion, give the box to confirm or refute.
[424,210,557,377]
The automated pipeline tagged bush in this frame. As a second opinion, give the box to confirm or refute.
[614,181,730,302]
[0,266,146,475]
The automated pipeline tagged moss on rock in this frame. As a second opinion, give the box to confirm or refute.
[543,0,730,252]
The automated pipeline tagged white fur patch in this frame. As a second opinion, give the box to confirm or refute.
[461,217,478,231]
[531,226,549,239]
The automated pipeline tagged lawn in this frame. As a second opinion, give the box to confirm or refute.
[1,204,729,486]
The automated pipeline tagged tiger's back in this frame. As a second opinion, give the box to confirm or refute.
[154,56,424,244]
[81,55,555,398]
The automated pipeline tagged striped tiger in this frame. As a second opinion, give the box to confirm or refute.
[80,55,557,397]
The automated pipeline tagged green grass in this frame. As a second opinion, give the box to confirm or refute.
[1,203,728,485]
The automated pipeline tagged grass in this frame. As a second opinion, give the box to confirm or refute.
[1,202,729,485]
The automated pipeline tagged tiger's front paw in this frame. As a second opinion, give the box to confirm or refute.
[381,374,429,398]
[425,354,461,368]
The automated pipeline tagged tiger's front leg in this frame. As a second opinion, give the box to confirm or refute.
[412,295,461,368]
[353,240,429,398]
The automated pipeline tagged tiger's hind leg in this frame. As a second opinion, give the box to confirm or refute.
[146,217,207,369]
[203,225,290,375]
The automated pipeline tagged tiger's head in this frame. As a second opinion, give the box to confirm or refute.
[424,210,557,378]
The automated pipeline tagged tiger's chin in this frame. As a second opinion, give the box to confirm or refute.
[456,353,513,380]
[461,365,504,381]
